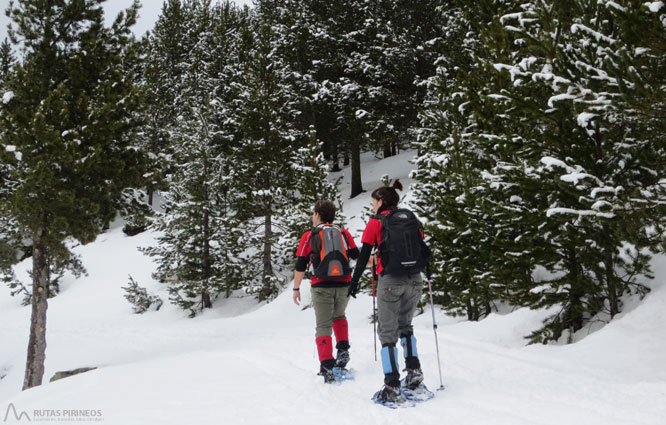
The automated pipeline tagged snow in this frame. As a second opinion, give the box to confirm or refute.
[4,145,22,161]
[547,93,576,108]
[577,112,597,128]
[2,151,666,424]
[605,1,627,12]
[546,207,615,219]
[571,24,616,45]
[645,1,664,12]
[2,92,14,104]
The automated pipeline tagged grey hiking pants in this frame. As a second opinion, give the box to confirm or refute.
[311,286,350,338]
[376,273,423,346]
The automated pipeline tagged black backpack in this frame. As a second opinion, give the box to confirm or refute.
[309,225,352,280]
[376,208,431,275]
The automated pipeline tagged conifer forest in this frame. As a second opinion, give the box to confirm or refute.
[0,1,664,388]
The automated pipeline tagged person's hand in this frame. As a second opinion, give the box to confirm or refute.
[293,288,301,305]
[348,281,358,298]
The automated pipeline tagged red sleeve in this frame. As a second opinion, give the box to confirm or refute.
[342,228,357,250]
[296,231,312,258]
[361,218,381,246]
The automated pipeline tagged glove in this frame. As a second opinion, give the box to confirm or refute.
[348,280,359,298]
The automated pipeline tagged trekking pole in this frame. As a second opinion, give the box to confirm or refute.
[426,263,445,390]
[371,255,378,362]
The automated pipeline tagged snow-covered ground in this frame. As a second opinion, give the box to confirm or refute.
[1,150,665,425]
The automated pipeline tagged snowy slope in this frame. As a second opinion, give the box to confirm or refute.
[1,150,665,425]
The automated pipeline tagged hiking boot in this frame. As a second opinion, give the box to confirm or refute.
[318,359,337,384]
[335,349,350,369]
[403,368,424,390]
[372,385,406,403]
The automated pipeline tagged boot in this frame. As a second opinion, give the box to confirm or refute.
[335,350,349,369]
[318,359,337,384]
[403,368,424,390]
[373,384,407,403]
[335,340,350,369]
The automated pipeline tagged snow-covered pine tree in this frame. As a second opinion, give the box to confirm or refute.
[1,0,147,389]
[0,37,16,274]
[141,0,200,206]
[412,0,518,321]
[362,0,444,159]
[0,39,13,89]
[469,0,665,342]
[143,1,249,316]
[144,103,245,316]
[283,134,344,250]
[217,1,314,300]
[273,0,369,197]
[606,1,666,245]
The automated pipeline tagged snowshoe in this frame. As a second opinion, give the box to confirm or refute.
[372,385,412,408]
[400,377,435,402]
[332,366,354,380]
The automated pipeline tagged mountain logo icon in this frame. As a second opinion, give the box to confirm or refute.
[3,403,31,422]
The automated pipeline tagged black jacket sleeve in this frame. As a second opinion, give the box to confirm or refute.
[351,243,373,282]
[295,256,309,272]
[347,247,359,260]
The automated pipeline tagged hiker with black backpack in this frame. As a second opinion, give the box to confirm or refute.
[349,180,431,403]
[293,200,359,383]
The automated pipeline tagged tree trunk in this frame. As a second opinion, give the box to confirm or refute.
[603,240,619,318]
[148,188,154,206]
[263,213,274,290]
[331,140,340,172]
[23,225,49,390]
[383,142,392,159]
[202,156,212,310]
[343,147,350,167]
[565,248,584,339]
[350,140,364,198]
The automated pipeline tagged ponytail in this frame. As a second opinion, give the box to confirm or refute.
[371,179,402,209]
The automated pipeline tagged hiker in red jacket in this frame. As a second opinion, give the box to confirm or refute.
[293,200,359,383]
[349,179,429,403]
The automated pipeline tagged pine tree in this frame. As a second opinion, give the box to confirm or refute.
[0,38,17,274]
[141,1,251,315]
[140,0,197,205]
[0,0,148,389]
[271,0,368,198]
[218,2,312,300]
[144,103,246,316]
[363,0,444,158]
[0,38,14,89]
[283,133,343,247]
[482,0,665,342]
[416,0,666,342]
[412,0,514,321]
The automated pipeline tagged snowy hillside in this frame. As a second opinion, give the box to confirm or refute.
[1,150,665,425]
